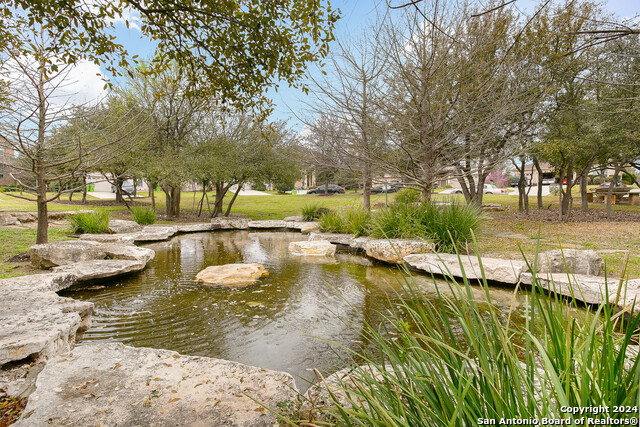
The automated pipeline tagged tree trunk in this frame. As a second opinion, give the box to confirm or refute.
[36,170,49,244]
[225,181,243,217]
[606,164,621,220]
[211,182,226,218]
[81,175,87,204]
[171,186,181,218]
[561,157,574,221]
[324,176,329,195]
[532,157,543,209]
[148,180,155,210]
[580,168,589,211]
[115,175,124,203]
[362,159,371,212]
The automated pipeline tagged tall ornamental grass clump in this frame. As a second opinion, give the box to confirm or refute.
[302,204,331,221]
[318,207,371,237]
[131,206,156,225]
[302,251,640,426]
[370,199,484,252]
[68,211,110,234]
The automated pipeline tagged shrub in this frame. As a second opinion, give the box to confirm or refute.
[369,200,484,252]
[131,206,156,225]
[309,256,640,425]
[394,188,421,205]
[301,204,330,221]
[344,208,371,237]
[68,211,110,234]
[318,210,348,234]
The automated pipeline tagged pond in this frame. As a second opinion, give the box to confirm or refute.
[61,230,533,391]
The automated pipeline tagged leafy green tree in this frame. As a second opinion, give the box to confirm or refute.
[1,0,339,117]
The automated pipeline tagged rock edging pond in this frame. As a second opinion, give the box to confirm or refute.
[1,217,639,425]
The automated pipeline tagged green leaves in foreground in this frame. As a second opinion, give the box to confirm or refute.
[311,255,640,426]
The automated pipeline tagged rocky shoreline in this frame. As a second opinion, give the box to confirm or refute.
[1,216,638,425]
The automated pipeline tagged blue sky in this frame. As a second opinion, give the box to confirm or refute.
[103,0,639,131]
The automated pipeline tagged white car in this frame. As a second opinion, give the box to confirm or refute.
[451,184,507,195]
[483,184,507,194]
[542,177,556,185]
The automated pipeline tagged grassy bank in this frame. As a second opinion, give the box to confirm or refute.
[1,188,639,278]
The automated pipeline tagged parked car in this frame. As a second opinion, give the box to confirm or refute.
[307,184,345,194]
[541,177,556,185]
[371,184,398,193]
[111,181,136,196]
[452,184,507,195]
[509,177,529,187]
[483,184,507,194]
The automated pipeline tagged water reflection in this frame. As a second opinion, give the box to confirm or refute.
[62,231,533,391]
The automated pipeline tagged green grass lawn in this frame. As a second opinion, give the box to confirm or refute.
[0,228,72,278]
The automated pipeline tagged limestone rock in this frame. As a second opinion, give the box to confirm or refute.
[300,222,320,235]
[404,253,526,284]
[288,240,336,257]
[537,249,604,276]
[210,217,249,229]
[195,263,268,287]
[248,220,288,229]
[0,272,78,293]
[52,259,147,282]
[350,236,372,250]
[79,233,136,244]
[98,243,155,264]
[47,210,93,220]
[132,225,178,242]
[108,219,142,233]
[0,276,91,398]
[30,240,106,269]
[12,212,37,223]
[283,215,304,222]
[309,232,354,246]
[14,343,299,427]
[176,222,219,233]
[0,212,20,226]
[520,272,640,314]
[364,239,434,264]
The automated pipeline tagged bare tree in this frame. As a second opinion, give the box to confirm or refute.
[0,31,147,243]
[305,33,387,210]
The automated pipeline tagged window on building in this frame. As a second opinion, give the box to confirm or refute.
[0,164,4,180]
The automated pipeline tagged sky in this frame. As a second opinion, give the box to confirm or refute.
[67,0,640,131]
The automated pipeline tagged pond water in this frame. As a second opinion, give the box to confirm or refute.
[61,231,533,391]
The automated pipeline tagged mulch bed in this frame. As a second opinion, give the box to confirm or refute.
[0,396,27,427]
[492,207,640,223]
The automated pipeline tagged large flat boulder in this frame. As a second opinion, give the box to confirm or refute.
[0,212,21,226]
[108,219,142,234]
[132,225,178,242]
[52,259,147,282]
[0,273,91,398]
[309,232,355,246]
[300,222,320,235]
[79,233,136,244]
[195,263,268,287]
[248,220,288,229]
[177,222,219,233]
[14,343,299,427]
[520,272,640,314]
[30,240,106,269]
[210,217,249,229]
[404,253,527,285]
[99,243,155,264]
[289,240,336,256]
[537,249,604,276]
[0,272,77,293]
[365,239,434,264]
